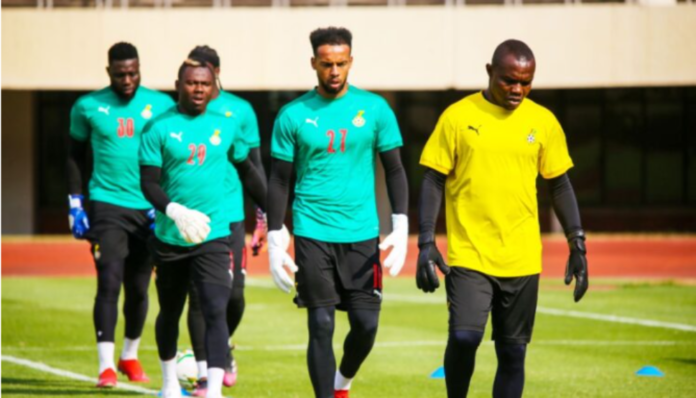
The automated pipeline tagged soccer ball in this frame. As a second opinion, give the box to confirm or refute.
[176,349,198,387]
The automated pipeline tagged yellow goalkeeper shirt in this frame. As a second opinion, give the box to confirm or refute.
[420,92,573,277]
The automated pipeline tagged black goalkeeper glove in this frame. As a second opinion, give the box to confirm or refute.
[416,233,451,293]
[565,230,589,302]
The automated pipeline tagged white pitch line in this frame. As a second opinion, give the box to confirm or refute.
[1,355,158,395]
[3,340,694,354]
[537,307,696,332]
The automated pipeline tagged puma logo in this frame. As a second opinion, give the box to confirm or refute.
[98,106,110,115]
[468,125,482,135]
[169,132,183,142]
[305,117,319,128]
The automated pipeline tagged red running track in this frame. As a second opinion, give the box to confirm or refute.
[2,236,695,279]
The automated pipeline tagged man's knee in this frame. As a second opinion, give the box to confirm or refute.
[308,307,335,339]
[495,343,526,370]
[449,330,484,349]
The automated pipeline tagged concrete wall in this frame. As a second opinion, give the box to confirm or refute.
[2,91,35,234]
[3,5,696,91]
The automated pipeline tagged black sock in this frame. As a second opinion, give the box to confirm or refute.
[493,343,526,398]
[93,260,124,343]
[339,309,379,379]
[444,330,483,398]
[307,306,336,398]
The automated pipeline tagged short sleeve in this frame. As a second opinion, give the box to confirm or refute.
[375,99,403,152]
[539,114,574,179]
[240,102,261,148]
[229,119,250,164]
[271,110,296,162]
[139,123,164,167]
[419,108,457,175]
[70,100,91,142]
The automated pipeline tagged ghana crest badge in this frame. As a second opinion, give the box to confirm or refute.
[141,104,153,120]
[210,129,222,146]
[225,111,233,118]
[352,110,366,128]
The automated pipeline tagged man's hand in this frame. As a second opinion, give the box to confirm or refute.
[68,194,90,239]
[379,214,409,277]
[565,230,589,302]
[147,209,156,231]
[416,236,450,293]
[268,226,297,293]
[250,208,268,256]
[165,203,211,244]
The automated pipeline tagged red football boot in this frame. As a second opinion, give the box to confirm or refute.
[96,368,117,388]
[117,358,150,382]
[335,390,350,398]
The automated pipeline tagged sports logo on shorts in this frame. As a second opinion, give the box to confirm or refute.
[93,244,101,261]
[141,104,153,120]
[352,110,366,128]
[210,129,222,146]
[527,129,537,144]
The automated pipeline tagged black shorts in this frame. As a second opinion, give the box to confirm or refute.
[293,236,382,311]
[149,237,233,289]
[86,201,152,264]
[228,222,246,289]
[446,267,539,344]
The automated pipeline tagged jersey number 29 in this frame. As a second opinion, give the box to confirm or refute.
[187,144,207,165]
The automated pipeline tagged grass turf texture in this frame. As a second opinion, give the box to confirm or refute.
[2,277,696,397]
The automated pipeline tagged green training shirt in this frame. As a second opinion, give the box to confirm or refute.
[208,91,261,223]
[70,86,175,209]
[139,107,249,247]
[271,85,403,243]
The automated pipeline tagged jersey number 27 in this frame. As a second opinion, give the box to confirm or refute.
[327,129,348,153]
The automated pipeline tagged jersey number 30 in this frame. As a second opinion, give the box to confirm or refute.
[117,118,135,138]
[187,144,207,166]
[326,129,348,153]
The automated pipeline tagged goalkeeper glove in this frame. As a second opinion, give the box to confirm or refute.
[147,208,156,231]
[68,194,90,239]
[165,203,211,244]
[416,233,450,293]
[268,225,297,293]
[378,214,409,277]
[250,208,267,256]
[565,229,589,302]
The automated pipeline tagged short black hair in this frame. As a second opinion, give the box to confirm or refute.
[491,39,535,68]
[309,27,352,55]
[108,42,138,64]
[188,45,220,69]
[177,57,214,81]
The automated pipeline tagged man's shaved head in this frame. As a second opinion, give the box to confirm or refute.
[491,39,535,69]
[484,39,536,110]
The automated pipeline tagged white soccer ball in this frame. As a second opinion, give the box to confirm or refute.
[176,349,198,386]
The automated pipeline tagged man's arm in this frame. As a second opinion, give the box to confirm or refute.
[140,165,210,244]
[266,158,297,293]
[140,166,171,212]
[416,167,450,293]
[65,137,90,238]
[233,156,267,212]
[377,148,409,276]
[547,173,588,302]
[248,147,269,256]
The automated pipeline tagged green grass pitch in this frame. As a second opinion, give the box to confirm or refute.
[2,276,696,397]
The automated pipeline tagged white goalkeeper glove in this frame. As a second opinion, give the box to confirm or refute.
[165,202,211,244]
[268,225,297,293]
[379,214,409,277]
